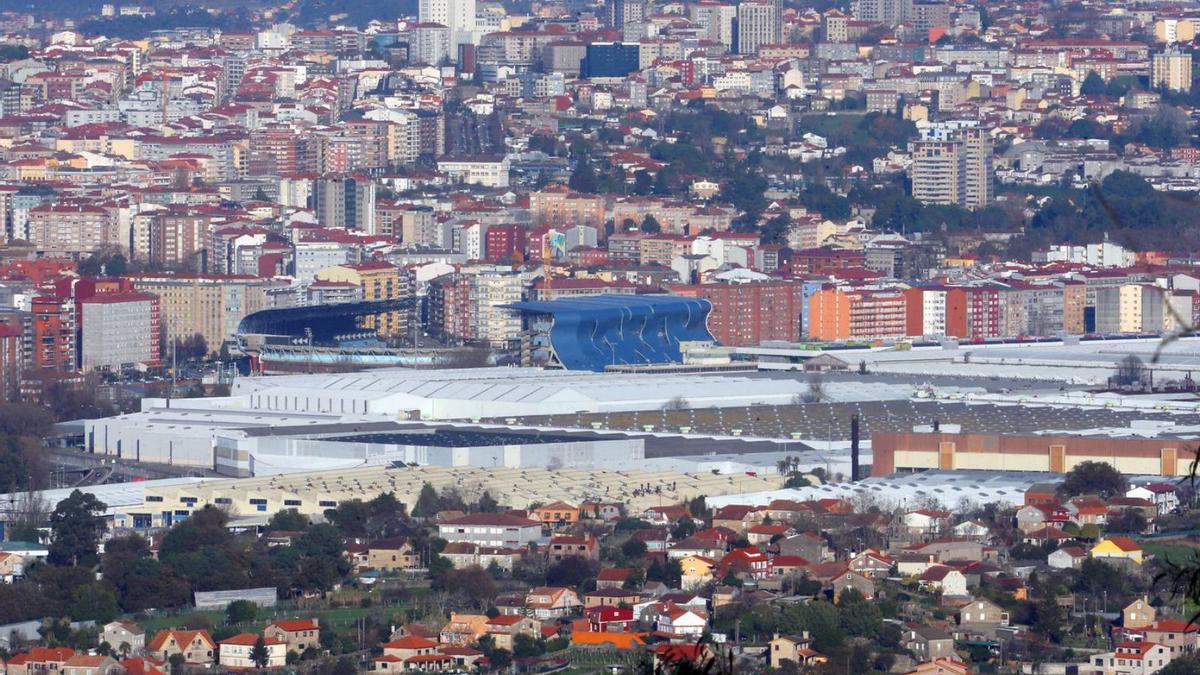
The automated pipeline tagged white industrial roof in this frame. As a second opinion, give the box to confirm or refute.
[0,476,213,516]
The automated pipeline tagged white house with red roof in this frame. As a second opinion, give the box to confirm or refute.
[1126,484,1179,516]
[218,634,286,669]
[918,565,968,597]
[656,605,707,639]
[1089,641,1173,675]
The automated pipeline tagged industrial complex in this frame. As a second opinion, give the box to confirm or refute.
[57,334,1200,521]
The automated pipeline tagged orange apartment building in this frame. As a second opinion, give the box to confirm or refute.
[808,287,908,341]
[529,185,605,230]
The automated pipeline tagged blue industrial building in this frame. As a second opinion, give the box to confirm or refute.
[505,294,715,372]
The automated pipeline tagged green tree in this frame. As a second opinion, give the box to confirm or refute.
[412,482,441,518]
[325,500,370,538]
[251,635,269,667]
[760,214,790,245]
[267,509,309,532]
[838,589,881,638]
[640,214,661,234]
[568,160,597,194]
[48,490,107,567]
[1108,509,1148,534]
[632,170,653,195]
[721,170,768,222]
[1058,461,1128,499]
[226,600,258,624]
[489,648,513,670]
[621,538,647,560]
[1080,71,1106,96]
[512,633,545,658]
[1033,591,1064,643]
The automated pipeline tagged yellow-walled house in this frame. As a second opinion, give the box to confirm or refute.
[1090,536,1144,564]
[679,555,716,590]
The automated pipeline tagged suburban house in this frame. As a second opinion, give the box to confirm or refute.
[1126,484,1179,516]
[667,536,727,561]
[147,630,216,665]
[901,509,951,538]
[746,523,794,546]
[1048,546,1088,570]
[595,567,634,589]
[919,565,969,596]
[62,654,119,675]
[116,657,165,675]
[441,543,523,570]
[584,587,641,608]
[579,502,623,521]
[218,634,286,669]
[1124,598,1158,630]
[679,555,716,590]
[1089,641,1173,675]
[777,532,829,563]
[904,625,956,662]
[264,618,321,653]
[831,569,876,600]
[440,614,489,646]
[526,586,583,619]
[1067,496,1109,526]
[718,547,770,580]
[547,534,598,562]
[530,501,580,526]
[1091,537,1144,565]
[956,598,1009,638]
[912,658,971,675]
[437,513,542,548]
[0,552,26,582]
[373,636,445,672]
[485,615,540,650]
[365,537,420,571]
[1015,504,1070,533]
[101,620,145,655]
[656,606,707,638]
[710,505,765,532]
[1141,619,1200,655]
[849,549,895,577]
[769,633,827,669]
[7,647,77,675]
[586,606,636,632]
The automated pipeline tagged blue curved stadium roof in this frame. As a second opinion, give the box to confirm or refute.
[505,294,715,372]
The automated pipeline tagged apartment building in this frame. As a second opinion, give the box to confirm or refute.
[669,279,807,346]
[530,185,605,229]
[129,274,278,352]
[808,287,908,341]
[437,513,542,548]
[79,292,161,371]
[316,261,414,337]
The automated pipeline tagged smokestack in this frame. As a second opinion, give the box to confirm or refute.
[850,414,860,482]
